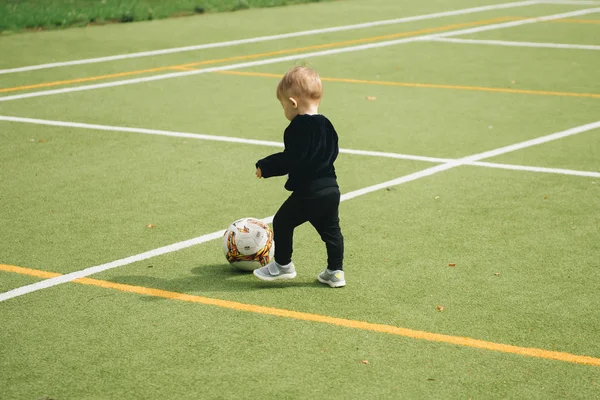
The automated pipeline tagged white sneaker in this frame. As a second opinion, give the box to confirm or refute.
[253,261,296,281]
[317,269,345,288]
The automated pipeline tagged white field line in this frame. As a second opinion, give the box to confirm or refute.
[0,1,539,75]
[430,37,600,50]
[2,7,599,103]
[339,121,600,200]
[2,115,599,178]
[432,6,600,36]
[0,119,599,303]
[469,161,600,177]
[538,0,600,4]
[0,115,445,162]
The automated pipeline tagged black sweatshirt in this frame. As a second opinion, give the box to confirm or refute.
[256,114,339,194]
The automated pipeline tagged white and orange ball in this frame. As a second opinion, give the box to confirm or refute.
[222,218,275,271]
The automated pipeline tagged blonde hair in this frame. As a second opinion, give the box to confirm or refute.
[276,66,323,102]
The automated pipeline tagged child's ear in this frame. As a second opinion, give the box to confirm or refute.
[289,97,298,109]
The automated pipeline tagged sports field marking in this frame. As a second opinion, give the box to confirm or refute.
[2,7,598,103]
[171,67,198,72]
[539,0,600,4]
[2,15,595,95]
[1,264,599,367]
[6,33,599,98]
[507,16,600,23]
[457,15,600,24]
[552,17,600,23]
[430,37,600,50]
[1,118,598,303]
[0,18,512,95]
[437,7,600,37]
[0,66,180,94]
[0,1,539,75]
[468,161,600,177]
[2,115,599,178]
[215,70,600,99]
[506,15,600,23]
[5,15,600,95]
[0,265,61,279]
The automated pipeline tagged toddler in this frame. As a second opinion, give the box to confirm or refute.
[253,66,345,288]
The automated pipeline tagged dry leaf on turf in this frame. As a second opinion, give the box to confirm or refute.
[436,305,444,312]
[366,96,377,101]
[147,224,156,228]
[494,272,500,276]
[448,263,456,267]
[360,360,369,365]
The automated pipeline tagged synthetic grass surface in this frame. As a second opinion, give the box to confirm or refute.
[1,282,599,400]
[1,0,599,398]
[0,0,565,69]
[0,120,424,271]
[0,0,334,33]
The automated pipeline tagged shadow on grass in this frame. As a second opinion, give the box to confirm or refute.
[108,263,324,301]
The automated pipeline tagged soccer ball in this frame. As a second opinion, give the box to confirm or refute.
[222,217,275,271]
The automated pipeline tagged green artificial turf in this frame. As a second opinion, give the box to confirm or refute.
[0,0,334,34]
[1,0,599,398]
[1,281,599,400]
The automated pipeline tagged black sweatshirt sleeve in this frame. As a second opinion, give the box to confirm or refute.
[256,120,310,178]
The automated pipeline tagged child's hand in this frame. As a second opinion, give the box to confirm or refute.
[255,167,262,179]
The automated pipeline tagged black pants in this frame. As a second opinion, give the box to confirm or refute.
[273,187,344,270]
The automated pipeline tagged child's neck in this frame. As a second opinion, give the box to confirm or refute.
[297,103,319,116]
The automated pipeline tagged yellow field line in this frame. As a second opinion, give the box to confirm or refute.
[0,17,510,94]
[0,66,176,94]
[215,70,600,99]
[2,263,600,367]
[0,264,62,279]
[170,66,198,72]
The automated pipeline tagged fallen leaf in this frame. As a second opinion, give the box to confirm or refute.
[544,196,549,199]
[434,196,440,200]
[448,263,456,267]
[360,360,369,365]
[366,96,377,101]
[494,272,500,276]
[436,305,444,312]
[147,224,156,228]
[39,139,46,143]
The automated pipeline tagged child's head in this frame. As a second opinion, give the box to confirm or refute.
[276,66,323,120]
